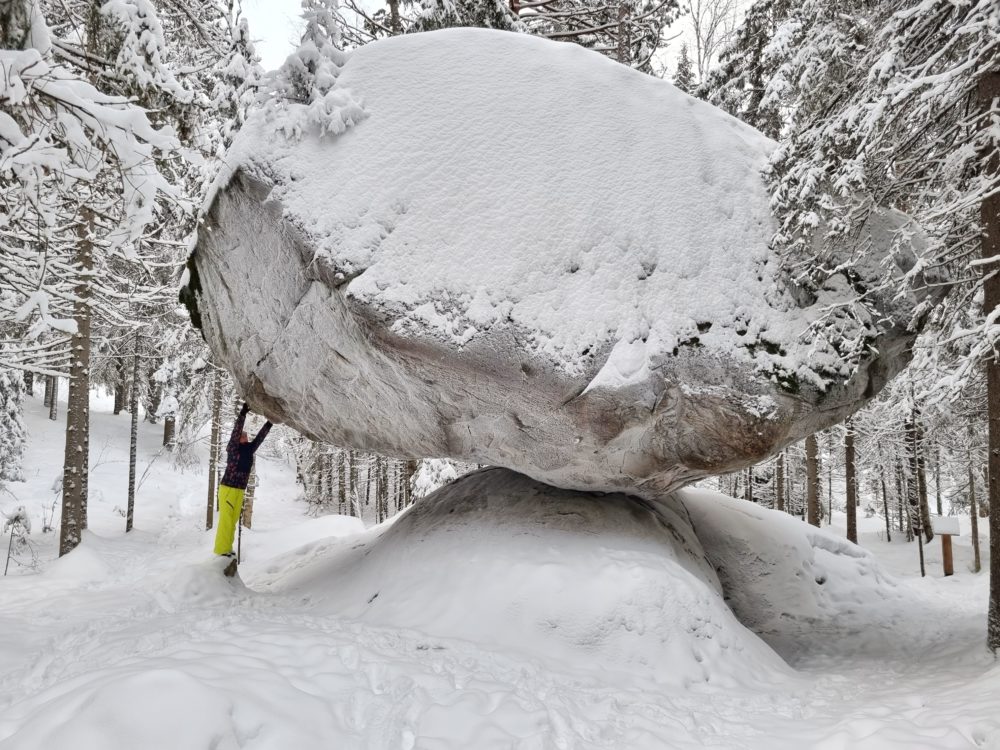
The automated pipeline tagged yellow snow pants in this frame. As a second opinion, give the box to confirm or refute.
[213,484,245,555]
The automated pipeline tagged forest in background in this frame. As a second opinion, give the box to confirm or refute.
[0,0,997,645]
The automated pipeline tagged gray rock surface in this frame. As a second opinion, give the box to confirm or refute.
[183,30,935,498]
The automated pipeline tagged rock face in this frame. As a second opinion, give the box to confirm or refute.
[184,29,931,498]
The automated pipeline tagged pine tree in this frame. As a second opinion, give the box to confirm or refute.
[1,0,262,553]
[410,0,519,33]
[698,0,794,138]
[673,42,695,93]
[0,368,26,485]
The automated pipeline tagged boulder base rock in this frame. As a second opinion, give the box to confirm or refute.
[185,29,928,497]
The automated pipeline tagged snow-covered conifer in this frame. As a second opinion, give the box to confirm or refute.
[410,0,520,33]
[672,42,695,93]
[0,368,27,485]
[257,0,365,139]
[698,0,794,138]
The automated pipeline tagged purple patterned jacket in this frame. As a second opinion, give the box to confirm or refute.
[220,404,272,490]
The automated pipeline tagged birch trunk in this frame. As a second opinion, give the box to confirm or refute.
[242,465,256,529]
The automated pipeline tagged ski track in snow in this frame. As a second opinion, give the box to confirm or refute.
[0,394,997,749]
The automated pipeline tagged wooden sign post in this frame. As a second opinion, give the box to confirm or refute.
[930,516,961,577]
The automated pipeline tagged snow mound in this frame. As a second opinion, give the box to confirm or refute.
[45,534,112,583]
[681,488,906,660]
[186,28,927,496]
[270,468,790,688]
[150,558,247,612]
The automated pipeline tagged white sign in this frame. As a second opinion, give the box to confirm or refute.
[930,515,960,536]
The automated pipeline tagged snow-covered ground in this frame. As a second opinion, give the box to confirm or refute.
[0,392,997,749]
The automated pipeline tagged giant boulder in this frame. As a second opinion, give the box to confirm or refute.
[183,29,930,497]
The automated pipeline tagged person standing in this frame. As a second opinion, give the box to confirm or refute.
[214,402,271,573]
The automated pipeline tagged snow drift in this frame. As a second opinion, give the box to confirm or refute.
[264,468,790,687]
[184,29,931,497]
[681,488,907,660]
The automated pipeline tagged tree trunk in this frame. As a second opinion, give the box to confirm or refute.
[906,420,923,539]
[906,418,926,576]
[935,444,943,516]
[895,460,907,536]
[162,415,175,450]
[113,357,126,415]
[970,446,982,574]
[242,465,256,529]
[144,368,161,424]
[404,459,417,508]
[616,0,630,64]
[349,450,358,517]
[980,70,1000,651]
[827,448,832,525]
[786,458,797,517]
[59,211,93,556]
[47,376,58,421]
[338,450,347,515]
[43,374,53,408]
[126,332,140,533]
[23,371,32,396]
[382,457,390,519]
[206,368,222,530]
[745,465,753,503]
[326,451,336,508]
[388,0,402,34]
[915,420,933,542]
[775,451,785,512]
[806,434,820,527]
[845,418,857,544]
[880,474,892,543]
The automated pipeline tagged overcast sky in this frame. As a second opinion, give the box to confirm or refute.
[242,0,303,71]
[238,1,727,78]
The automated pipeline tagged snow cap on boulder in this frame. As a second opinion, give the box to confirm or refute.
[183,28,932,497]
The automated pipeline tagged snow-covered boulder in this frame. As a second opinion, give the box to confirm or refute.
[266,468,789,686]
[184,29,930,497]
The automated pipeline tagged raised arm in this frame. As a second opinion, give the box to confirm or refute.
[227,402,250,452]
[250,420,272,452]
